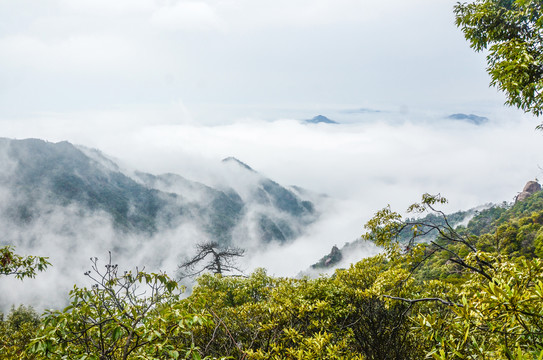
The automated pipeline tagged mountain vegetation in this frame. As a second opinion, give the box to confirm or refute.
[2,1,543,358]
[312,206,478,270]
[0,138,318,245]
[454,0,543,119]
[3,188,543,359]
[0,137,323,311]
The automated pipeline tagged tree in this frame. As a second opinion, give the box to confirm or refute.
[30,254,212,360]
[417,257,543,359]
[176,262,427,360]
[346,297,421,360]
[364,193,494,283]
[0,305,43,360]
[363,194,543,358]
[0,246,49,359]
[454,0,543,119]
[0,245,50,279]
[178,242,245,278]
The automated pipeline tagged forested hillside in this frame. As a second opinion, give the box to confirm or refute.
[2,187,543,359]
[0,137,324,311]
[3,0,543,358]
[0,138,318,245]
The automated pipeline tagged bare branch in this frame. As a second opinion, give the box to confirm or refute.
[382,295,462,307]
[179,242,245,279]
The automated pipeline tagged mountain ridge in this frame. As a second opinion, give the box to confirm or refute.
[304,115,338,124]
[0,137,319,245]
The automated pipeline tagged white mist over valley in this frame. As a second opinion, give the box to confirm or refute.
[2,107,543,310]
[2,0,543,312]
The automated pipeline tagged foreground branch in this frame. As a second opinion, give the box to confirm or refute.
[382,295,462,307]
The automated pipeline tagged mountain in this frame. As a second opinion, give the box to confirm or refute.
[310,180,543,272]
[310,206,482,271]
[0,138,318,246]
[221,157,255,172]
[304,115,338,124]
[446,113,489,125]
[0,137,324,309]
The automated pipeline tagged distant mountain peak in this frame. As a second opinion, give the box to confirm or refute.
[446,113,488,125]
[221,157,255,172]
[304,115,338,125]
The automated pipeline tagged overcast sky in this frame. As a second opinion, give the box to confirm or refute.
[1,0,504,119]
[2,0,543,279]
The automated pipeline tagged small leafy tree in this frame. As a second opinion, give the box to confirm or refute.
[178,264,426,360]
[346,296,419,360]
[31,254,212,360]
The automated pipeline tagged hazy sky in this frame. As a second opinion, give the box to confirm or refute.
[1,0,503,120]
[2,0,543,283]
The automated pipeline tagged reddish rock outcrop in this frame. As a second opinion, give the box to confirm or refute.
[516,180,541,202]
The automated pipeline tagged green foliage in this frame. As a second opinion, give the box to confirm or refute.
[454,0,543,118]
[363,192,543,359]
[0,245,50,280]
[10,188,543,359]
[0,305,43,360]
[363,194,488,280]
[466,204,508,236]
[30,256,216,360]
[178,264,424,360]
[464,192,543,258]
[418,257,543,359]
[490,192,543,228]
[171,188,543,359]
[0,246,49,358]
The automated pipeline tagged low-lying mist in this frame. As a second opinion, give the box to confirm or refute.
[1,106,543,311]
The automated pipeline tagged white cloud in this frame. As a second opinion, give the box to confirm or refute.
[0,0,537,310]
[150,1,223,31]
[58,0,156,15]
[1,106,540,214]
[215,0,437,29]
[0,34,151,75]
[1,106,542,309]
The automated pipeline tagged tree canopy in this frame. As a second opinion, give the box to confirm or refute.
[0,246,49,280]
[454,0,543,119]
[3,190,543,359]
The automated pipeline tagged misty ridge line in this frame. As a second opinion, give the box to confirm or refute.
[1,106,541,311]
[0,137,324,311]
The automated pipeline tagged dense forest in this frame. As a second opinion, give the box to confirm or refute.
[2,188,543,359]
[3,0,543,358]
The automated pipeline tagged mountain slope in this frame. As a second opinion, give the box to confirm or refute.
[0,137,323,309]
[0,138,319,245]
[310,205,483,271]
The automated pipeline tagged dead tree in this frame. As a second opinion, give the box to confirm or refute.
[178,242,245,279]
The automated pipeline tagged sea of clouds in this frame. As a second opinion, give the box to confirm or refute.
[0,106,542,313]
